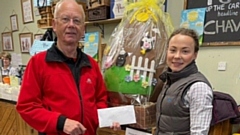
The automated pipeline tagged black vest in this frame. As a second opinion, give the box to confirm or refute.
[155,61,211,135]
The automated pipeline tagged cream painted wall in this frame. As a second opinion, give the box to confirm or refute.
[90,0,240,104]
[0,0,41,65]
[1,0,240,104]
[167,0,240,104]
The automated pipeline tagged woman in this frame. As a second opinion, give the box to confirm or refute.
[16,1,120,135]
[155,28,213,135]
[1,52,19,77]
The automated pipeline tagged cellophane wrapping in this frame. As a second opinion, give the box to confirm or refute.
[103,0,174,106]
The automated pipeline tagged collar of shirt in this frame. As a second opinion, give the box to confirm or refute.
[1,66,11,75]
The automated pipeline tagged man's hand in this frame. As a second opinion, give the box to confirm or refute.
[63,118,87,135]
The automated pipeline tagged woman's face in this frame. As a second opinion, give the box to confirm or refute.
[167,34,197,72]
[2,57,10,67]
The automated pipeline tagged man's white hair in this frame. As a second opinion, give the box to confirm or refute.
[54,0,85,21]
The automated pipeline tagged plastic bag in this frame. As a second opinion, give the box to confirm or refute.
[103,0,174,106]
[34,0,52,7]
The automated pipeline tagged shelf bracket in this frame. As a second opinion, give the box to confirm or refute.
[93,23,104,38]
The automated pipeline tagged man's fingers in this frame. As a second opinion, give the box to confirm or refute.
[78,123,87,134]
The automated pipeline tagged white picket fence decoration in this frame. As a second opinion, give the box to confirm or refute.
[130,55,156,85]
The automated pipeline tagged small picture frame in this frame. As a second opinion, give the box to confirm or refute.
[10,14,19,32]
[19,32,33,53]
[34,34,43,40]
[21,0,34,24]
[2,32,14,51]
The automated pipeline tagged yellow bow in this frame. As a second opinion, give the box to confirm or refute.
[125,0,165,23]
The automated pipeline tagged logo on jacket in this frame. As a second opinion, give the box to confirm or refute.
[86,78,92,84]
[167,98,172,103]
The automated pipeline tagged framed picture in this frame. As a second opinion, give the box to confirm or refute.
[10,14,19,32]
[1,32,14,51]
[34,34,43,40]
[21,0,34,24]
[19,33,33,53]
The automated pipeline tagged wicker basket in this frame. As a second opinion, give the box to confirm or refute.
[129,102,156,130]
[87,6,110,21]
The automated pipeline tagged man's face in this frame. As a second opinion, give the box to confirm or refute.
[52,2,85,45]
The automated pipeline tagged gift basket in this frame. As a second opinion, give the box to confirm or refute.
[103,0,174,130]
[103,0,173,107]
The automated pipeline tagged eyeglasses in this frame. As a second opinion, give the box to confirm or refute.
[55,16,84,25]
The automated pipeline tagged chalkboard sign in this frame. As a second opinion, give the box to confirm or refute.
[185,0,240,46]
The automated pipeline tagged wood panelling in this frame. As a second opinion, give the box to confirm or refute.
[98,120,232,135]
[0,100,232,135]
[0,100,38,135]
[209,119,232,135]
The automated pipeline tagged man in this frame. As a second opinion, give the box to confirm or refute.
[16,0,119,135]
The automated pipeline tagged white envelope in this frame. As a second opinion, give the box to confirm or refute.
[125,127,152,135]
[97,105,136,127]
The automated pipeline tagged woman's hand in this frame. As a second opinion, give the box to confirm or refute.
[110,122,121,131]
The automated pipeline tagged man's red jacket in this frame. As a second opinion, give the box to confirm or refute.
[16,45,108,135]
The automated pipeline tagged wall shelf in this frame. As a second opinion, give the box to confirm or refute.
[39,26,52,29]
[85,18,122,37]
[39,18,122,38]
[85,18,122,25]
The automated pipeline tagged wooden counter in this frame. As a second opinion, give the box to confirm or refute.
[97,127,126,135]
[97,120,232,135]
[209,119,232,135]
[0,99,233,135]
[0,99,38,135]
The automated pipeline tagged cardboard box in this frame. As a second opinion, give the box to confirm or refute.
[37,19,52,28]
[41,13,53,19]
[87,0,110,9]
[87,6,110,21]
[97,127,125,135]
[110,0,125,18]
[38,6,52,14]
[129,102,156,130]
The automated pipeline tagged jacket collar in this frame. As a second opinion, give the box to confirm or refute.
[45,42,91,67]
[160,61,198,84]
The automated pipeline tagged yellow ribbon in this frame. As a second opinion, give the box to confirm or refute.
[125,0,165,23]
[164,12,175,37]
[123,0,174,36]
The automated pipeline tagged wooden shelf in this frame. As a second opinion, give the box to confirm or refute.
[38,18,122,29]
[38,18,122,38]
[85,18,122,25]
[39,26,52,29]
[85,18,122,38]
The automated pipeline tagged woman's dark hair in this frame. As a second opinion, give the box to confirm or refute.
[167,28,199,52]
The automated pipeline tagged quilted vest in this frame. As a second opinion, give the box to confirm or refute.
[155,61,211,135]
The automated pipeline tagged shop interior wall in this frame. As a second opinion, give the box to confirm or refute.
[167,0,240,105]
[0,0,41,64]
[0,0,240,104]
